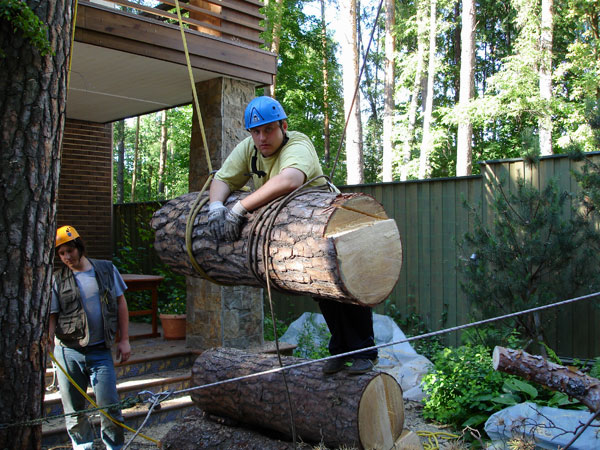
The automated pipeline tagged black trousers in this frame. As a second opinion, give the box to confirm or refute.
[317,298,377,360]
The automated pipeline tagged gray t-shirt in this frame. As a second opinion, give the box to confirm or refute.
[51,264,127,346]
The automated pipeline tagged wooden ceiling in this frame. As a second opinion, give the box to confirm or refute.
[67,1,276,124]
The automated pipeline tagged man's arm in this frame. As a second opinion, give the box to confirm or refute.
[209,178,232,204]
[240,167,305,211]
[116,294,131,363]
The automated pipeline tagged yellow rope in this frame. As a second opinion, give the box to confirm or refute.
[173,0,224,282]
[48,350,161,447]
[184,174,224,284]
[173,0,212,174]
[416,430,461,450]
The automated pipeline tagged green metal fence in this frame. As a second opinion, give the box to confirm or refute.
[113,153,600,358]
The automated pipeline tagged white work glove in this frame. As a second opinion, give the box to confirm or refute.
[208,201,228,240]
[224,201,248,241]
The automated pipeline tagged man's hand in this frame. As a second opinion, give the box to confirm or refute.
[208,201,228,240]
[116,339,131,363]
[224,201,248,241]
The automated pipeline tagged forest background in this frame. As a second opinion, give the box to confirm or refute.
[114,0,599,202]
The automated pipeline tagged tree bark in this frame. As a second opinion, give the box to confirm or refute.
[162,408,312,450]
[456,0,475,176]
[266,0,284,98]
[340,0,364,185]
[321,0,331,165]
[493,347,600,412]
[538,0,554,156]
[418,0,437,180]
[158,109,168,197]
[382,0,396,182]
[400,1,427,181]
[0,1,74,447]
[191,348,405,450]
[131,116,141,201]
[115,119,125,203]
[151,190,402,306]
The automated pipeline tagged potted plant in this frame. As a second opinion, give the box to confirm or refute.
[159,295,187,340]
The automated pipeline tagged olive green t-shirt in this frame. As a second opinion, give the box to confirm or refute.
[215,131,327,191]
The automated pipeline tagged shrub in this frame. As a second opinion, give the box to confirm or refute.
[422,344,509,428]
[263,313,289,342]
[422,344,585,431]
[293,314,331,360]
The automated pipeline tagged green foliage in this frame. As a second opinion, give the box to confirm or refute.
[0,0,53,58]
[263,313,289,342]
[260,0,346,185]
[113,106,191,203]
[422,344,584,431]
[461,325,525,350]
[422,345,510,428]
[459,176,600,352]
[292,314,331,360]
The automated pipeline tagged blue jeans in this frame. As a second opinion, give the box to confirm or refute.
[54,345,124,450]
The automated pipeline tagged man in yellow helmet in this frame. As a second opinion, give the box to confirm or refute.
[48,225,131,449]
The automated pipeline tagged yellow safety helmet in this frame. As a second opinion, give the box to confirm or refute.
[56,225,80,248]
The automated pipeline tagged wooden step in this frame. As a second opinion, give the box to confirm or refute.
[44,367,192,418]
[41,395,194,449]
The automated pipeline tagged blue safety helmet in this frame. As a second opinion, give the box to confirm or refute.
[244,96,287,130]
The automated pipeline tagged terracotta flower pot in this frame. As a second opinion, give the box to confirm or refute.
[159,313,186,340]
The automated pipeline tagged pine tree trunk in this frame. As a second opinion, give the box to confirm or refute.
[266,0,284,97]
[400,2,427,181]
[131,116,140,201]
[115,119,126,203]
[191,348,405,450]
[340,0,364,185]
[493,347,600,412]
[538,0,553,156]
[158,110,168,197]
[456,0,475,176]
[151,190,402,306]
[320,0,331,165]
[418,0,437,180]
[0,1,74,447]
[382,0,396,182]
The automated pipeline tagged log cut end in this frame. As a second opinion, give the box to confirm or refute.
[358,372,405,449]
[325,194,402,305]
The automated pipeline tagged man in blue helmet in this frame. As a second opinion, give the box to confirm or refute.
[208,95,327,241]
[208,96,378,375]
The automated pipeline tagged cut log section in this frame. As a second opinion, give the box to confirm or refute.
[151,190,402,306]
[493,346,600,412]
[191,347,405,450]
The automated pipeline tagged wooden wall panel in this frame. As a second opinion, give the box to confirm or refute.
[114,153,600,358]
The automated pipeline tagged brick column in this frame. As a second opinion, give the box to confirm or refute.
[58,119,113,260]
[186,78,263,350]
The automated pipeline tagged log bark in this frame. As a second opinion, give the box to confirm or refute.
[493,346,600,412]
[162,408,312,450]
[191,348,405,450]
[151,190,402,306]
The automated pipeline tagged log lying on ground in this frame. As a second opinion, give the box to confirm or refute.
[191,347,405,450]
[161,408,313,450]
[151,190,402,306]
[493,346,600,411]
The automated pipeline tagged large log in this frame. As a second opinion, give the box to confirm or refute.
[151,190,402,306]
[493,346,600,411]
[191,348,405,450]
